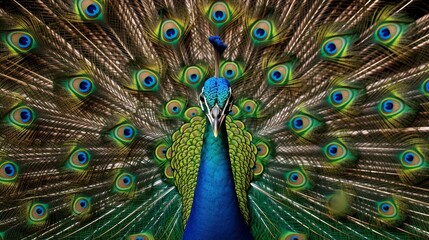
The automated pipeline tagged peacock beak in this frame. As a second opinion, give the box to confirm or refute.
[210,104,222,137]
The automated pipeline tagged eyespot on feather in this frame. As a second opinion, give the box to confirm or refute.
[0,161,18,183]
[220,61,242,82]
[68,77,95,98]
[111,123,137,145]
[267,64,292,86]
[159,20,183,44]
[6,31,35,53]
[72,196,91,215]
[377,201,398,218]
[250,20,273,44]
[208,2,231,26]
[8,106,35,128]
[134,69,159,91]
[67,148,91,170]
[400,149,424,169]
[114,173,135,192]
[76,0,103,20]
[164,99,186,118]
[128,232,155,240]
[29,203,48,223]
[321,36,351,58]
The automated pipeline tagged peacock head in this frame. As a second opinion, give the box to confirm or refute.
[199,77,233,137]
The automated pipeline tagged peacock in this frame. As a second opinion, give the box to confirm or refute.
[0,0,429,239]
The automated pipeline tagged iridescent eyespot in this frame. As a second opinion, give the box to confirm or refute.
[164,163,174,179]
[289,114,312,132]
[400,149,424,168]
[255,141,270,159]
[181,66,206,87]
[6,31,35,53]
[111,124,137,145]
[253,160,264,176]
[374,23,404,46]
[267,64,291,86]
[164,99,186,118]
[250,20,273,44]
[323,140,357,166]
[220,61,242,82]
[377,201,397,218]
[0,161,18,183]
[128,232,155,240]
[279,232,307,240]
[8,106,35,128]
[208,2,231,26]
[134,69,159,91]
[155,143,170,162]
[68,77,95,98]
[184,107,202,121]
[229,105,241,118]
[67,148,91,170]
[72,196,91,215]
[284,170,309,190]
[159,20,183,44]
[329,88,355,109]
[29,203,48,223]
[77,0,103,20]
[379,97,404,116]
[325,143,346,160]
[114,173,135,193]
[239,99,258,117]
[321,36,350,58]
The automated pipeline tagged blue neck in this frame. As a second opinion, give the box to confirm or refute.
[183,120,252,240]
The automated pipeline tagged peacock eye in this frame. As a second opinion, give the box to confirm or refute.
[114,173,135,193]
[267,64,291,86]
[321,36,350,58]
[0,161,18,182]
[329,88,354,108]
[68,77,95,98]
[181,66,206,87]
[239,99,258,117]
[280,232,307,240]
[6,31,35,53]
[325,143,346,160]
[229,105,241,118]
[220,61,242,82]
[67,148,91,170]
[290,115,312,132]
[155,143,171,162]
[400,149,423,168]
[8,106,35,128]
[375,23,403,45]
[72,196,91,215]
[29,203,48,223]
[111,123,137,145]
[253,160,264,176]
[379,97,404,116]
[184,107,202,121]
[164,99,186,118]
[208,2,231,25]
[128,232,154,240]
[250,20,273,43]
[285,170,309,190]
[134,69,159,91]
[159,20,183,44]
[377,201,397,218]
[77,0,103,20]
[256,142,270,159]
